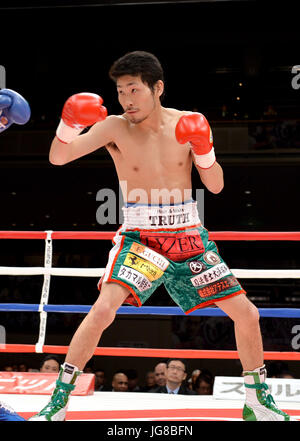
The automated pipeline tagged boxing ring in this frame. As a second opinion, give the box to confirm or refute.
[0,230,300,421]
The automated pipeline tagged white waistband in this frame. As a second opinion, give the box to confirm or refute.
[122,200,201,229]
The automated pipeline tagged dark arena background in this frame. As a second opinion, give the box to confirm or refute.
[0,0,300,425]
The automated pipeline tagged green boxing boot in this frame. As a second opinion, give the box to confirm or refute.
[243,365,296,421]
[29,362,81,421]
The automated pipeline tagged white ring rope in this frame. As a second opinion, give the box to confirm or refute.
[1,229,299,352]
[0,267,299,278]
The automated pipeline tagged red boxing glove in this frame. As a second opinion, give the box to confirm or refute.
[175,113,216,169]
[56,93,107,144]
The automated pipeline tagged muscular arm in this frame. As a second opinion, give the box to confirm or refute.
[175,112,224,194]
[49,115,120,165]
[195,160,224,194]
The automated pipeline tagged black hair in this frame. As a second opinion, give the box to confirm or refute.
[109,51,165,99]
[194,372,214,389]
[40,354,60,369]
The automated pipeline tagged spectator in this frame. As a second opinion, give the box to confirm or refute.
[94,369,106,391]
[194,372,214,395]
[111,372,128,392]
[18,363,27,372]
[154,361,167,387]
[3,365,14,372]
[28,368,40,372]
[149,359,196,395]
[123,369,141,392]
[40,355,60,373]
[187,369,201,390]
[140,371,156,392]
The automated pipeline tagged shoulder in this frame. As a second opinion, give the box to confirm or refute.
[163,107,202,123]
[167,107,208,118]
[164,107,188,117]
[148,386,165,393]
[89,115,128,145]
[179,385,197,395]
[94,114,127,129]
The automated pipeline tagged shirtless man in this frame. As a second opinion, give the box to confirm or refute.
[30,51,293,421]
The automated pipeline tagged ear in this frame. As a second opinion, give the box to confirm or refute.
[155,80,164,98]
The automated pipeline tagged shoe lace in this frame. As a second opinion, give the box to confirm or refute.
[245,382,277,407]
[41,381,75,413]
[258,383,276,407]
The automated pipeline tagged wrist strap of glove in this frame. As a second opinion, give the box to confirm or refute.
[56,119,84,144]
[193,147,216,169]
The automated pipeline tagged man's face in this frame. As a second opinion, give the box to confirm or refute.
[166,361,187,387]
[112,373,128,392]
[116,75,162,124]
[146,371,156,387]
[154,363,167,386]
[95,370,105,387]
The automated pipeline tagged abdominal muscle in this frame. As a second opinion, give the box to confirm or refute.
[120,179,193,205]
[115,154,193,205]
[106,107,194,205]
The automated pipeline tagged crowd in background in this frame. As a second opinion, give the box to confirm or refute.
[1,356,295,396]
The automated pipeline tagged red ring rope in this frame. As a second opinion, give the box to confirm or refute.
[1,344,299,361]
[0,231,299,240]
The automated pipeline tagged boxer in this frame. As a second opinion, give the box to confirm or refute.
[30,51,294,421]
[0,401,26,421]
[0,88,30,132]
[0,88,30,421]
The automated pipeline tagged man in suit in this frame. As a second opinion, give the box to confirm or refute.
[100,371,129,392]
[149,359,196,395]
[153,361,167,387]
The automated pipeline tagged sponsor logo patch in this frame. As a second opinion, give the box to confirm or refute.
[129,242,169,271]
[197,275,239,298]
[203,250,221,265]
[124,252,164,281]
[191,262,231,287]
[140,229,204,262]
[64,364,75,375]
[148,207,191,227]
[117,265,152,292]
[188,260,207,274]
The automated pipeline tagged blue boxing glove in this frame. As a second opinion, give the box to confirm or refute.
[0,401,26,421]
[0,88,31,133]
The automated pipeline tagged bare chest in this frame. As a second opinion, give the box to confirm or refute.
[108,127,191,173]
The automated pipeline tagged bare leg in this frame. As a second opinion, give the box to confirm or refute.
[65,282,129,370]
[216,294,264,371]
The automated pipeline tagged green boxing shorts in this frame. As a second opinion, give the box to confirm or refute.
[98,200,246,314]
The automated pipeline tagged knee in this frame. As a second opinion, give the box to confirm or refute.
[89,301,116,330]
[248,303,260,324]
[243,302,260,327]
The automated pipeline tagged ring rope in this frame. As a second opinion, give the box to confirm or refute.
[0,267,299,278]
[0,344,299,361]
[0,230,300,240]
[1,304,300,318]
[1,230,299,359]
